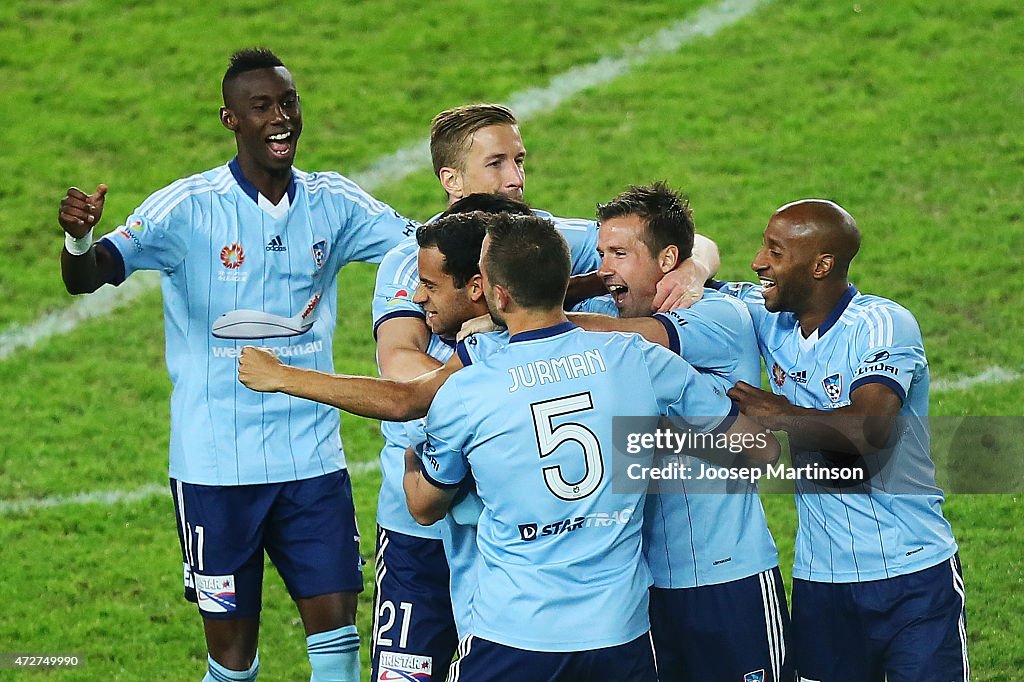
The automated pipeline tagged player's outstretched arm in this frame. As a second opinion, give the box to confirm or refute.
[403,446,457,525]
[652,233,721,313]
[59,185,119,294]
[567,312,672,348]
[728,381,901,457]
[238,346,462,421]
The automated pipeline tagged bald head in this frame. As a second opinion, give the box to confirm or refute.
[770,199,860,276]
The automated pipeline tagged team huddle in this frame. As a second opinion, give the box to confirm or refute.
[58,48,968,682]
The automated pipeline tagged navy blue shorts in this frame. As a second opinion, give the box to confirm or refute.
[649,567,793,682]
[171,469,363,619]
[371,527,458,682]
[792,555,968,682]
[447,633,657,682]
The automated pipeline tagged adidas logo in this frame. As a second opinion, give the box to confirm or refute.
[266,235,287,252]
[788,370,808,384]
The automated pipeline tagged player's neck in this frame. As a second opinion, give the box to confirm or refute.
[796,280,851,337]
[503,307,569,338]
[237,157,292,204]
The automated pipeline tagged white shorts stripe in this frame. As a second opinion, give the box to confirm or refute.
[949,557,969,681]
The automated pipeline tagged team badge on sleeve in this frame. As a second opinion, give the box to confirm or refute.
[744,670,766,682]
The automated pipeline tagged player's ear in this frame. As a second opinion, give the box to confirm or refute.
[813,253,834,279]
[658,245,680,273]
[439,167,463,199]
[220,107,239,132]
[467,274,484,302]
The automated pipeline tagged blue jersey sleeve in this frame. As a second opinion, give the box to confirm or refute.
[99,202,191,283]
[848,301,925,404]
[371,237,424,337]
[324,173,418,265]
[652,291,761,384]
[421,378,472,488]
[713,280,772,333]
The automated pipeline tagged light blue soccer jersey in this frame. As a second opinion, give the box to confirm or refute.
[646,290,779,587]
[369,211,601,535]
[99,158,415,486]
[373,209,600,332]
[422,322,735,652]
[718,282,958,582]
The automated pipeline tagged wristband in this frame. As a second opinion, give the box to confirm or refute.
[64,228,94,256]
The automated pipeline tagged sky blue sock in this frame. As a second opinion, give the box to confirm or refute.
[202,652,259,681]
[307,625,360,682]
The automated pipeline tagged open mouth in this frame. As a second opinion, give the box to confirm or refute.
[266,131,293,158]
[759,278,776,291]
[606,282,629,306]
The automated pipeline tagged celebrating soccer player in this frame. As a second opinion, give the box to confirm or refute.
[58,48,417,682]
[721,199,968,681]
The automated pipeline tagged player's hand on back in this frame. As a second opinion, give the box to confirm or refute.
[59,185,108,237]
[238,346,286,392]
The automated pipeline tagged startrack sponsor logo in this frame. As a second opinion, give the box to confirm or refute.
[211,340,323,359]
[517,508,633,541]
[195,574,236,614]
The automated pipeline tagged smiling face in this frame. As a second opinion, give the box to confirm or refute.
[751,216,818,314]
[413,246,481,337]
[446,124,525,203]
[221,66,302,174]
[597,215,668,318]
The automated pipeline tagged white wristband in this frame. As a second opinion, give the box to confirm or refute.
[64,228,94,256]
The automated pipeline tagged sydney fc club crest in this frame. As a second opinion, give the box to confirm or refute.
[311,240,327,270]
[822,373,843,403]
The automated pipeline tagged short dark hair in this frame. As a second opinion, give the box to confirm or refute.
[222,48,285,103]
[430,104,518,175]
[483,213,569,310]
[442,192,532,218]
[596,181,695,261]
[415,213,488,288]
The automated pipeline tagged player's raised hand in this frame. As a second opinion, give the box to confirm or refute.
[238,346,286,392]
[59,185,108,237]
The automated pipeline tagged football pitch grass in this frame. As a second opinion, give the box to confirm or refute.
[1,0,1021,679]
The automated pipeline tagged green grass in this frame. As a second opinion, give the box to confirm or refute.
[1,0,1022,679]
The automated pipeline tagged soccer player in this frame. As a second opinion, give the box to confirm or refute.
[403,212,780,681]
[721,199,968,681]
[58,48,416,682]
[567,182,791,681]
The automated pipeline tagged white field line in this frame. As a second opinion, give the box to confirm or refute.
[0,0,766,362]
[932,366,1021,393]
[0,459,382,516]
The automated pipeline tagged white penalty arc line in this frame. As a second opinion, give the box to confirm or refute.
[0,0,767,362]
[0,459,382,516]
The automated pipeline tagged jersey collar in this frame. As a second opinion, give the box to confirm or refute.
[509,321,577,343]
[229,157,297,206]
[818,284,859,337]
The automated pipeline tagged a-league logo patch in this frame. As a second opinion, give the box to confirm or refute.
[822,372,843,403]
[744,670,765,682]
[194,574,237,614]
[771,362,786,387]
[377,651,432,681]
